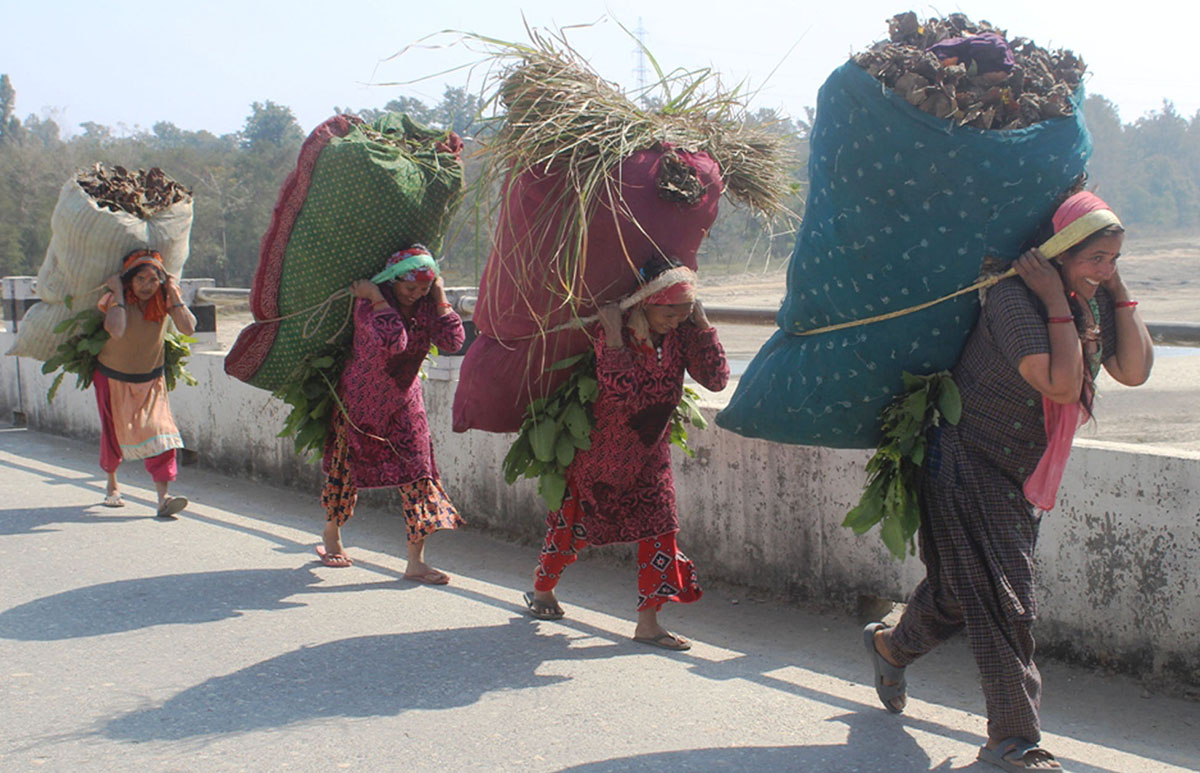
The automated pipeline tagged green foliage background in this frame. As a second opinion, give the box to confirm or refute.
[0,70,1194,287]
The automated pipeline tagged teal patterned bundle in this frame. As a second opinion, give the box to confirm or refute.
[716,62,1091,448]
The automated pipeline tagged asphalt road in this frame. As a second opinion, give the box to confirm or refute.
[1,425,1196,772]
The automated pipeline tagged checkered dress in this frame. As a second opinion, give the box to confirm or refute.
[889,278,1116,743]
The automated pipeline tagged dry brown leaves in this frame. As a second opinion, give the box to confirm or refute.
[76,163,191,219]
[854,12,1086,130]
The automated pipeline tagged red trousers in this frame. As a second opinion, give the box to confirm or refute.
[94,371,176,482]
[534,494,702,611]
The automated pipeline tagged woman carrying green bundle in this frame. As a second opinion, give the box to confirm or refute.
[524,255,730,650]
[315,245,465,584]
[95,249,195,517]
[863,191,1153,771]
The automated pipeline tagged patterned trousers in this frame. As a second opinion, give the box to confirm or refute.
[321,411,463,544]
[534,494,702,612]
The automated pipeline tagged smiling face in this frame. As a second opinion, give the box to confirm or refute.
[1058,231,1124,300]
[643,302,693,335]
[390,278,433,307]
[128,266,163,301]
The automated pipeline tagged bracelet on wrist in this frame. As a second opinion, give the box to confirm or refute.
[170,302,185,309]
[436,302,454,310]
[1046,316,1074,324]
[1114,300,1138,309]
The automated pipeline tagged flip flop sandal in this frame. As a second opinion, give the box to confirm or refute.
[315,544,353,568]
[863,622,907,713]
[978,737,1060,771]
[523,591,564,620]
[155,496,188,518]
[404,569,451,585]
[103,493,125,508]
[632,632,692,651]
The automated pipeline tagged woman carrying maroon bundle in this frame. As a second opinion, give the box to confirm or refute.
[524,255,730,650]
[316,245,465,584]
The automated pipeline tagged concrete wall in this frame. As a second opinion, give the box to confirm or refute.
[1,336,1197,689]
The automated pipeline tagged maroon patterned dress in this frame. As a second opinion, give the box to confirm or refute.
[321,294,465,542]
[535,317,730,610]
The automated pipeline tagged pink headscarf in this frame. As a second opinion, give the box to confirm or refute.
[1052,191,1112,233]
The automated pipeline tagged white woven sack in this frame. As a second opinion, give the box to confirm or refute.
[5,302,75,360]
[8,175,193,362]
[35,177,193,304]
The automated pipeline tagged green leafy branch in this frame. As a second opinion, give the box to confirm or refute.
[163,332,198,391]
[842,371,962,560]
[42,305,107,402]
[669,386,708,458]
[272,344,347,461]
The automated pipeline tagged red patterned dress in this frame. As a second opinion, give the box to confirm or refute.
[535,317,730,610]
[321,293,465,543]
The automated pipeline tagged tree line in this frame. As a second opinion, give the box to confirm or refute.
[0,72,1194,288]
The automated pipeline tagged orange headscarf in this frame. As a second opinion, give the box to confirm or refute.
[121,249,169,323]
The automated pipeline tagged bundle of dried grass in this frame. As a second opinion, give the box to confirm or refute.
[463,26,794,331]
[854,12,1086,130]
[484,28,791,218]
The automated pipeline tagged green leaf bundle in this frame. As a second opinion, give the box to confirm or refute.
[272,345,346,461]
[842,371,962,560]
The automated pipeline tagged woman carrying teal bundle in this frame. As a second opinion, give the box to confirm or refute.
[864,191,1153,771]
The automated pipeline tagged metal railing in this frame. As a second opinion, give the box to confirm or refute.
[194,288,1200,347]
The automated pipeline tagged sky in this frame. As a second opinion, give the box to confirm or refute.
[5,1,1200,138]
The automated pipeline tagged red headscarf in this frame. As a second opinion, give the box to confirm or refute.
[121,249,169,323]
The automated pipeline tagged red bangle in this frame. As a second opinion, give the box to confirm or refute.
[1047,316,1074,324]
[1114,300,1138,308]
[437,302,453,310]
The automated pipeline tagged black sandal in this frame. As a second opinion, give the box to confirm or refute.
[523,591,564,620]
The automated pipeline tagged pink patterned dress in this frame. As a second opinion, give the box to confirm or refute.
[321,294,465,542]
[535,317,730,610]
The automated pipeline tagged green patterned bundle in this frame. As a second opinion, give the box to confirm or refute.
[225,113,464,391]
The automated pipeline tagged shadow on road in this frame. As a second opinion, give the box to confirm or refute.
[0,504,149,535]
[101,617,623,741]
[0,567,338,640]
[561,711,948,771]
